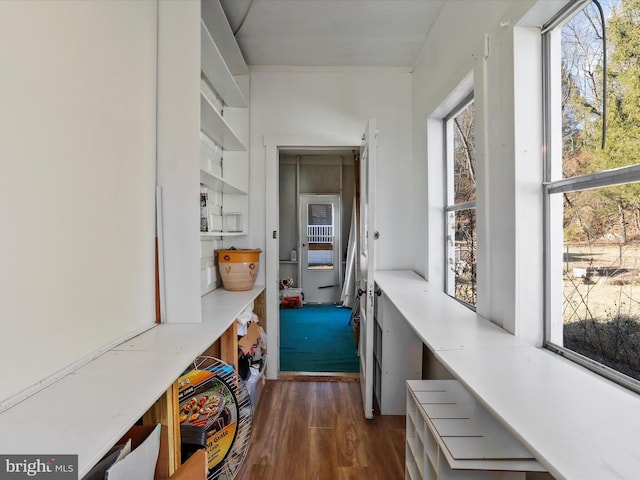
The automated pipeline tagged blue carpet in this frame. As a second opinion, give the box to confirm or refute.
[280,304,359,373]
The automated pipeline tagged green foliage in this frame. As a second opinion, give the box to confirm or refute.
[601,0,640,168]
[562,0,640,243]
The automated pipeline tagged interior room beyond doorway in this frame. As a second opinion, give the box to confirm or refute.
[278,150,357,375]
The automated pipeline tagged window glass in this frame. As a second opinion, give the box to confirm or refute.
[546,0,640,388]
[562,184,640,381]
[306,203,334,269]
[452,101,476,204]
[447,208,477,305]
[560,0,640,177]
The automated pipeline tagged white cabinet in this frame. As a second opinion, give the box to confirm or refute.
[157,0,251,321]
[373,289,423,414]
[405,380,546,480]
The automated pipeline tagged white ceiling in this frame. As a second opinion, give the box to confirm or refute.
[219,0,447,67]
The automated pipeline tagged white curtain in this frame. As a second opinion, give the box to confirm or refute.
[340,199,357,307]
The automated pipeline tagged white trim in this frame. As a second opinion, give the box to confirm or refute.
[264,134,360,379]
[425,118,446,288]
[474,46,490,321]
[513,25,545,345]
[430,71,474,119]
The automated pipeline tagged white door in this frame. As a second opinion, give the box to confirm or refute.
[300,194,341,304]
[358,119,377,419]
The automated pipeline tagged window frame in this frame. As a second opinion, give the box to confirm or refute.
[542,0,640,394]
[444,93,477,309]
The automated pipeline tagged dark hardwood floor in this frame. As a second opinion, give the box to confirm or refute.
[236,380,406,480]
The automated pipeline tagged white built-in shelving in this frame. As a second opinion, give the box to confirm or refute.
[200,21,247,108]
[406,380,545,480]
[157,0,251,318]
[197,0,251,295]
[198,2,249,241]
[200,168,248,196]
[200,0,249,77]
[200,93,245,151]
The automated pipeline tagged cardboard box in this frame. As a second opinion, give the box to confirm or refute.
[238,321,261,354]
[116,425,206,480]
[117,425,169,480]
[170,450,206,480]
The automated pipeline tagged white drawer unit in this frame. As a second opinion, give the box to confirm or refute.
[406,380,546,480]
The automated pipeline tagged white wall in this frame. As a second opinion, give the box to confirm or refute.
[0,1,158,405]
[411,0,567,345]
[250,68,412,376]
[251,68,413,270]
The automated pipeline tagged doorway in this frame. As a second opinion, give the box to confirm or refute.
[278,151,357,375]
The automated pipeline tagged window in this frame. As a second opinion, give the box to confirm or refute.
[544,0,640,392]
[445,96,477,306]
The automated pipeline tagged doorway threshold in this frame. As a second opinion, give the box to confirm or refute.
[278,372,360,382]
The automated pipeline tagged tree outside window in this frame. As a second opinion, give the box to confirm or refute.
[546,0,640,389]
[445,98,476,306]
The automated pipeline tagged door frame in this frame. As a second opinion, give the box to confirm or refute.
[264,135,358,379]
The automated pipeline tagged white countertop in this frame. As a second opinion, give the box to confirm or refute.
[375,270,640,480]
[0,285,264,478]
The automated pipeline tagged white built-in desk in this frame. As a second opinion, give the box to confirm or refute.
[376,270,640,480]
[0,285,264,478]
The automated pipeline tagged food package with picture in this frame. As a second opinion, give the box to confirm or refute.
[177,368,239,478]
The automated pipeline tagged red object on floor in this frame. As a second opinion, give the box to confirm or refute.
[282,296,302,308]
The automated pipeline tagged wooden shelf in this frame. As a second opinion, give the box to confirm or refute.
[200,93,246,152]
[200,168,248,195]
[200,21,247,108]
[200,231,246,238]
